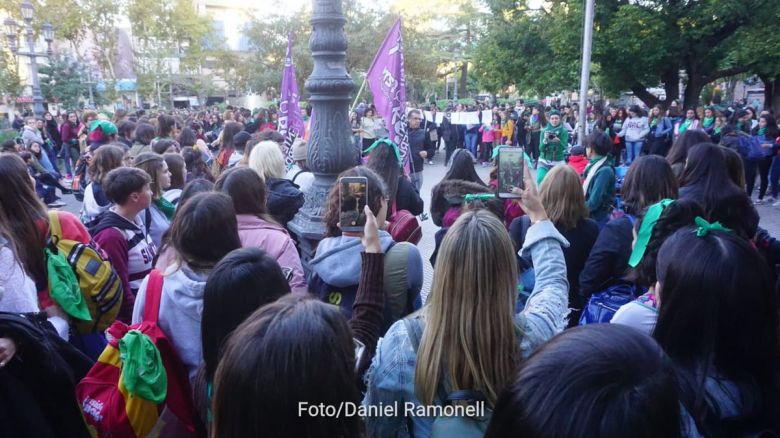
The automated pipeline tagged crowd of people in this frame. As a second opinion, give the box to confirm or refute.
[0,96,778,437]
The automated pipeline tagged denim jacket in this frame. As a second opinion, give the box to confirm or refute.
[650,117,673,138]
[362,221,570,437]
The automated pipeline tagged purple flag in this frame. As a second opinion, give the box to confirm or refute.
[366,19,410,174]
[279,34,304,167]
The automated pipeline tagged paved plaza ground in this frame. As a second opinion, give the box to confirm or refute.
[58,150,780,300]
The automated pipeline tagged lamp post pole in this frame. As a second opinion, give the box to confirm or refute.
[288,0,355,276]
[4,1,53,118]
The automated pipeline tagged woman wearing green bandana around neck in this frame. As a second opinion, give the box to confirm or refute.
[611,198,703,335]
[537,110,569,184]
[582,131,616,229]
[749,114,780,204]
[134,152,173,248]
[674,108,700,139]
[701,107,716,136]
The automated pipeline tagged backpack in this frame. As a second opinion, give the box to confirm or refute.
[403,317,492,438]
[578,282,639,325]
[387,200,422,245]
[76,270,201,437]
[738,134,765,161]
[46,211,123,334]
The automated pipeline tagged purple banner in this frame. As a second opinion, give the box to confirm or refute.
[279,33,304,167]
[366,19,410,174]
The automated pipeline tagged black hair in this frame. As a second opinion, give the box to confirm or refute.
[201,247,290,381]
[117,120,136,138]
[486,324,680,438]
[103,167,152,204]
[163,153,186,190]
[134,123,156,145]
[584,129,612,156]
[211,295,362,438]
[444,149,486,185]
[679,143,758,239]
[169,192,242,271]
[179,178,214,206]
[628,198,704,288]
[214,166,273,221]
[621,156,678,215]
[157,114,176,138]
[257,129,284,145]
[151,139,178,155]
[666,130,711,166]
[753,114,780,139]
[1,139,15,152]
[654,228,780,433]
[177,127,197,148]
[365,141,401,203]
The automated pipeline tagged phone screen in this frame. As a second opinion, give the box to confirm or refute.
[497,148,524,198]
[339,177,368,231]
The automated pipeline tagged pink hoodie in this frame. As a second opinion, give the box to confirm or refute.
[236,214,307,294]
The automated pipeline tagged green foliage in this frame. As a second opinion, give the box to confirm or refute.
[0,50,23,97]
[39,54,88,108]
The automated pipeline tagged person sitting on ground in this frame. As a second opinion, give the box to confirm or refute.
[363,160,569,437]
[485,324,681,438]
[89,167,157,323]
[132,192,242,385]
[285,138,315,193]
[80,145,125,225]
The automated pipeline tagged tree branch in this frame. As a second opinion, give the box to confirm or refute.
[703,63,755,83]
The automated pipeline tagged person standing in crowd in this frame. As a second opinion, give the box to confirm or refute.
[667,130,711,180]
[227,131,252,168]
[674,108,700,138]
[212,121,243,177]
[43,112,61,165]
[182,146,215,183]
[479,114,498,166]
[248,141,304,227]
[701,106,716,137]
[133,152,173,248]
[162,153,186,206]
[365,139,424,216]
[360,107,378,149]
[422,108,439,165]
[116,120,135,150]
[527,106,545,165]
[364,162,569,436]
[128,122,155,161]
[617,105,649,166]
[750,114,779,204]
[537,110,569,184]
[350,111,362,151]
[406,109,436,191]
[440,111,459,166]
[646,104,673,156]
[582,130,616,228]
[609,107,626,158]
[285,138,314,194]
[464,118,479,160]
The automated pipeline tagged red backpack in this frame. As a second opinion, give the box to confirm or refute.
[387,200,422,245]
[76,270,201,437]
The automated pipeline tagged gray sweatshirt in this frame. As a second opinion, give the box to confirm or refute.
[618,116,650,142]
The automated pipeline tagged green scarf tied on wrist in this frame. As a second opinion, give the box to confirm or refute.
[628,199,673,268]
[154,197,176,221]
[119,330,167,403]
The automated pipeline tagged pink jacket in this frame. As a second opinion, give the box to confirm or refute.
[480,124,499,143]
[236,214,307,294]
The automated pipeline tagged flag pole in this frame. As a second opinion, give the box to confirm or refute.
[350,75,367,112]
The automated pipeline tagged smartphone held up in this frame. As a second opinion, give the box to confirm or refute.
[496,147,525,199]
[339,176,369,232]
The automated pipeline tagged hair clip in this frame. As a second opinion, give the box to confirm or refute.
[694,216,732,237]
[463,193,496,202]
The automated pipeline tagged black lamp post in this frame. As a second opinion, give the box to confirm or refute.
[288,0,356,276]
[4,1,54,118]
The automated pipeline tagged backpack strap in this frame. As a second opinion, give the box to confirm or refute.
[291,169,305,184]
[402,317,449,404]
[142,270,164,324]
[144,208,152,233]
[47,211,62,243]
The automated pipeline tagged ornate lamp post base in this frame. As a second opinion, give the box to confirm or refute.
[288,0,356,278]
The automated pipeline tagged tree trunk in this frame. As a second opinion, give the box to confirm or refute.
[629,82,659,108]
[661,69,680,106]
[459,62,468,99]
[683,75,705,110]
[768,75,780,115]
[760,74,775,112]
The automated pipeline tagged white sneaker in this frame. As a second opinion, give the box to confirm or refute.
[773,200,780,208]
[47,200,66,208]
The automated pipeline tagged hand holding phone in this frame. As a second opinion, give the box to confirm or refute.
[339,176,369,232]
[496,147,525,199]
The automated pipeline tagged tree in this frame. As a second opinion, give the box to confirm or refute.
[39,54,88,108]
[0,50,23,98]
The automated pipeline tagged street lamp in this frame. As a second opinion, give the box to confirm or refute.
[3,1,54,117]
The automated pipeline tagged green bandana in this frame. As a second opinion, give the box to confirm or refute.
[650,118,658,128]
[363,138,402,167]
[694,216,732,237]
[758,127,767,137]
[154,197,176,220]
[464,193,496,202]
[736,121,743,132]
[714,126,722,135]
[628,199,673,268]
[45,248,91,321]
[702,117,714,128]
[678,119,692,134]
[119,330,167,403]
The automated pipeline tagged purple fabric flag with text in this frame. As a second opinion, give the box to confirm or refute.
[279,33,304,167]
[366,18,410,174]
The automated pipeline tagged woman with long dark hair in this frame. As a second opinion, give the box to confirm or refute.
[750,114,779,204]
[647,104,673,156]
[58,111,82,178]
[666,129,711,180]
[365,139,424,216]
[430,148,487,228]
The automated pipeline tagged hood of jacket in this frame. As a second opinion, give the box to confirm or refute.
[162,265,209,321]
[430,179,491,227]
[310,231,394,287]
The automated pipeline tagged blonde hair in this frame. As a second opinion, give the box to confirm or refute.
[538,165,588,230]
[415,210,518,406]
[248,141,286,181]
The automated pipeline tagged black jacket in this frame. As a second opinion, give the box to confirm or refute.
[440,118,459,144]
[0,312,93,438]
[408,126,435,172]
[579,216,634,300]
[267,177,305,226]
[511,216,599,309]
[395,175,424,216]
